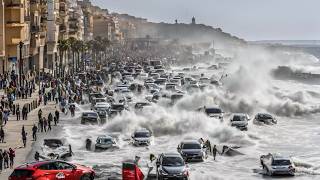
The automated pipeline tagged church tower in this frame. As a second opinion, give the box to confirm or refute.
[192,17,196,25]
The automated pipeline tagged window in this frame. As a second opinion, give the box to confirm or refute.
[55,162,74,170]
[38,162,58,170]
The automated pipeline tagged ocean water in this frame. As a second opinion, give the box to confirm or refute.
[54,46,320,180]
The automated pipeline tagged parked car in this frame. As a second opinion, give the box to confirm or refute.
[254,113,277,125]
[229,113,250,131]
[9,160,95,180]
[177,140,207,162]
[132,129,152,146]
[260,153,295,176]
[156,153,189,180]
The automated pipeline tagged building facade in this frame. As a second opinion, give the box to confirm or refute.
[4,0,30,74]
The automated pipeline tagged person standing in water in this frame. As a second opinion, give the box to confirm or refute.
[212,145,217,160]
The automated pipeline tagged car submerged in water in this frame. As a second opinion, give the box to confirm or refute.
[156,153,189,180]
[177,140,207,162]
[198,106,224,121]
[132,129,152,146]
[229,113,250,131]
[254,113,277,125]
[260,153,295,176]
[9,160,95,180]
[81,111,100,125]
[95,135,118,151]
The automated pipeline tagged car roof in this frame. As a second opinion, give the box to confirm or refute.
[162,153,181,157]
[232,113,247,116]
[272,154,290,160]
[15,160,70,169]
[135,129,150,133]
[181,140,201,144]
[97,135,113,139]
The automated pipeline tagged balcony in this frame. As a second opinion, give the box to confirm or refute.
[6,0,23,8]
[59,25,66,32]
[30,0,40,4]
[8,38,21,45]
[6,21,26,28]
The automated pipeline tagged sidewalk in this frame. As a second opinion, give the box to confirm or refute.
[0,88,57,178]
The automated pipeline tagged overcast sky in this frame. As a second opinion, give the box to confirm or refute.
[91,0,320,41]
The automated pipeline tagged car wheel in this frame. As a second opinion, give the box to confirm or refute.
[80,174,92,180]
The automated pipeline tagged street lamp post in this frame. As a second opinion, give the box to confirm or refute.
[55,60,58,78]
[19,41,24,87]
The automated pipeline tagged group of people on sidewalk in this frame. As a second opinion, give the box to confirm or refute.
[0,148,15,173]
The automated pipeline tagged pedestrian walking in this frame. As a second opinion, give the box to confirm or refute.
[15,105,20,121]
[0,149,3,172]
[39,118,43,132]
[3,150,8,169]
[54,116,57,126]
[0,127,4,143]
[32,124,37,141]
[212,145,217,160]
[55,109,59,123]
[21,126,27,148]
[8,148,15,169]
[43,117,47,132]
[22,105,28,120]
[38,109,42,120]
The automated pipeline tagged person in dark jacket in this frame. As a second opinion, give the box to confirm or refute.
[55,109,59,123]
[22,105,28,120]
[8,148,15,169]
[32,124,38,141]
[0,127,4,143]
[0,149,3,172]
[21,126,27,148]
[15,105,20,121]
[3,150,8,169]
[34,151,40,161]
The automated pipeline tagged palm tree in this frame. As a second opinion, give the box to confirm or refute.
[68,37,77,75]
[58,39,70,78]
[101,37,111,63]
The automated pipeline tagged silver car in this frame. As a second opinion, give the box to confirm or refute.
[132,129,152,146]
[177,140,207,162]
[229,113,249,131]
[260,153,296,176]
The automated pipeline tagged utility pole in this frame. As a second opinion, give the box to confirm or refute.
[19,41,24,87]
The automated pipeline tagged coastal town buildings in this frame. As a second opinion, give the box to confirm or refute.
[0,0,5,73]
[46,0,59,74]
[4,0,30,74]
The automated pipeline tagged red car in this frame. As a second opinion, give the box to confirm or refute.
[9,160,95,180]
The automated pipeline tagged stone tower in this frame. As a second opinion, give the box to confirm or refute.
[192,17,196,25]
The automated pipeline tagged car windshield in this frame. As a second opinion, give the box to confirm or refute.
[272,159,291,166]
[96,107,107,111]
[259,114,272,119]
[134,132,150,138]
[232,115,245,121]
[100,138,113,144]
[182,143,201,149]
[205,108,222,114]
[162,156,184,166]
[84,113,97,117]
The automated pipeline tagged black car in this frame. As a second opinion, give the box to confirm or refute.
[81,112,100,124]
[156,153,189,180]
[254,113,277,125]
